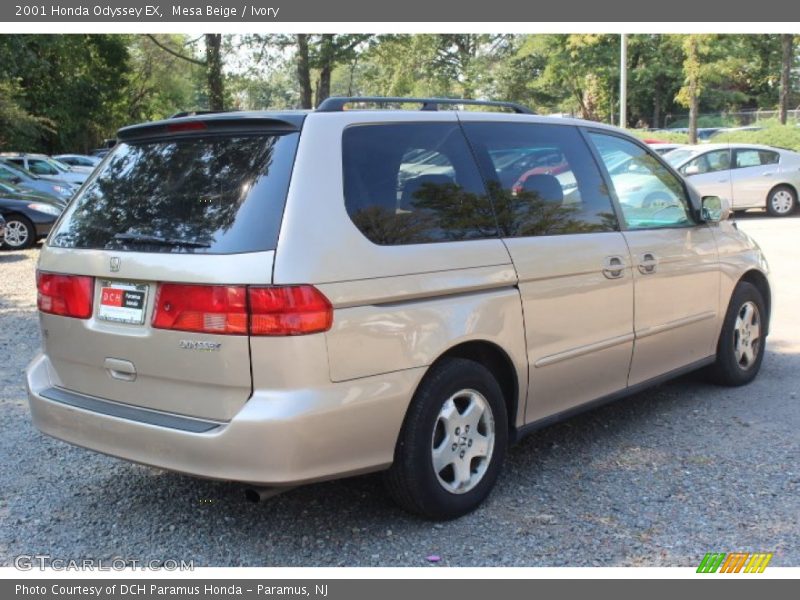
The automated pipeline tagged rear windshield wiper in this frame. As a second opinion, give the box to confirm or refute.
[110,233,211,249]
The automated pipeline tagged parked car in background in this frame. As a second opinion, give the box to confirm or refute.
[709,126,764,141]
[26,98,771,519]
[0,153,90,184]
[53,154,102,169]
[697,128,721,141]
[90,139,117,158]
[0,182,67,208]
[663,127,720,142]
[649,143,687,155]
[664,143,800,216]
[0,185,64,249]
[0,162,75,201]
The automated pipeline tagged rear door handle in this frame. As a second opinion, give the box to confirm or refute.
[602,255,626,279]
[638,252,658,275]
[104,357,136,382]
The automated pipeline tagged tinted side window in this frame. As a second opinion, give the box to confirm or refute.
[0,165,21,182]
[682,149,731,175]
[462,122,618,237]
[734,148,779,168]
[29,159,58,175]
[342,123,496,245]
[588,132,693,230]
[735,149,761,168]
[760,150,780,165]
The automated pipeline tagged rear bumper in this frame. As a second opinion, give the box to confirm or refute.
[26,353,421,485]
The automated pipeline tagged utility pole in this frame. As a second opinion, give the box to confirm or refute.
[619,33,628,129]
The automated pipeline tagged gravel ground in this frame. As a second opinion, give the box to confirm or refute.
[0,213,798,568]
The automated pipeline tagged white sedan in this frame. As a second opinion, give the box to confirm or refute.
[664,143,800,217]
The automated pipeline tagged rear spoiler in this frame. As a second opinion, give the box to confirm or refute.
[118,113,306,142]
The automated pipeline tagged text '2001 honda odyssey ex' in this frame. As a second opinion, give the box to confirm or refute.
[26,97,771,519]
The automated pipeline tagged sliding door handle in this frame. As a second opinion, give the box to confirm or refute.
[602,255,626,279]
[638,252,658,274]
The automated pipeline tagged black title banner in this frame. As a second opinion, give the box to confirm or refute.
[4,0,800,22]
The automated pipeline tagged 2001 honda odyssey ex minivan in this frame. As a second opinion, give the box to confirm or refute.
[27,97,771,519]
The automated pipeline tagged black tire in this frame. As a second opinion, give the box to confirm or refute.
[384,357,508,520]
[765,185,797,217]
[706,282,767,386]
[1,214,35,249]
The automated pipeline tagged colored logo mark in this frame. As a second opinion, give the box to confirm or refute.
[697,552,773,573]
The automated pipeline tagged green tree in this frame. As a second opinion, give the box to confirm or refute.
[0,34,129,153]
[145,34,227,111]
[0,79,53,149]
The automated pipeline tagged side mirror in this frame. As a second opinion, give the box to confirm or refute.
[683,165,700,176]
[702,196,731,222]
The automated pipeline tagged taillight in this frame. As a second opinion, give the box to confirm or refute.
[151,283,332,336]
[36,271,94,319]
[249,286,333,336]
[152,284,248,335]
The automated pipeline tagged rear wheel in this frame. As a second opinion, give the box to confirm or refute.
[2,215,35,249]
[706,282,766,386]
[766,185,796,217]
[384,357,508,519]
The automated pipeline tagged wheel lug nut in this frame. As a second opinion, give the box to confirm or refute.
[468,439,473,447]
[465,425,470,432]
[451,444,457,452]
[455,427,460,435]
[459,450,465,458]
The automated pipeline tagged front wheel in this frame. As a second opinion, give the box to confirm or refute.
[766,185,797,217]
[706,282,767,386]
[384,357,508,519]
[2,215,35,249]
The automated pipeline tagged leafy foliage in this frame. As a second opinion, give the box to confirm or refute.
[0,34,797,154]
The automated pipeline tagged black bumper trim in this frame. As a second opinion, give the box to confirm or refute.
[39,386,223,433]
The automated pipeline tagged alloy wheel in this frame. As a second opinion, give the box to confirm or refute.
[733,300,761,370]
[431,389,495,494]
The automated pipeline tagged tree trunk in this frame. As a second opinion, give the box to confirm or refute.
[317,66,332,106]
[205,34,224,111]
[779,34,793,125]
[295,34,313,109]
[315,34,334,107]
[685,36,700,145]
[688,87,698,144]
[652,93,661,130]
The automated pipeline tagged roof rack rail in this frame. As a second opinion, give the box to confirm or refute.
[316,96,534,114]
[170,109,231,119]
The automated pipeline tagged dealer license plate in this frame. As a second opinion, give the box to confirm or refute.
[97,281,148,325]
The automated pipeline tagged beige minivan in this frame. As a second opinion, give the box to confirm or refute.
[26,98,771,519]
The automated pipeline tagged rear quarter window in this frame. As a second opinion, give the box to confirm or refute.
[49,133,299,254]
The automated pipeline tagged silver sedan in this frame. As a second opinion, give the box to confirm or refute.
[664,143,800,216]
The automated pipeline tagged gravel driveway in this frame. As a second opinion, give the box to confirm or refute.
[1,213,798,568]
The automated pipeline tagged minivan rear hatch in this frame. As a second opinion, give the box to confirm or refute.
[38,115,302,421]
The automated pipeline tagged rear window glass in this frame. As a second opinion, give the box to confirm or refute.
[342,123,496,245]
[49,133,299,254]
